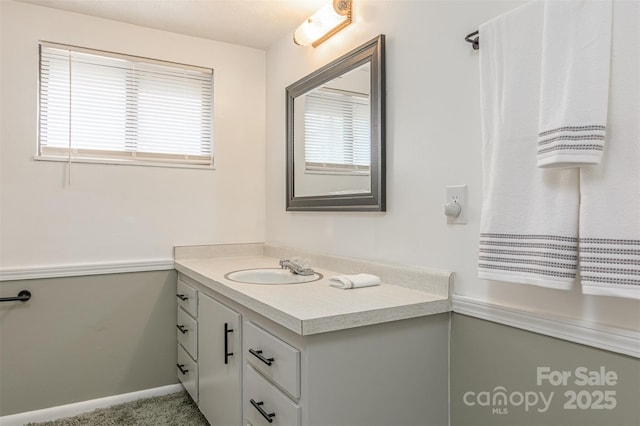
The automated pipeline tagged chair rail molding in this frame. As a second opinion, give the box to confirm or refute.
[452,294,639,358]
[0,259,175,281]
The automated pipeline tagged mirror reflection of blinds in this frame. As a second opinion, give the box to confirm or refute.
[304,88,370,172]
[39,43,213,167]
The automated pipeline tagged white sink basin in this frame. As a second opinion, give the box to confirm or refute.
[224,268,323,285]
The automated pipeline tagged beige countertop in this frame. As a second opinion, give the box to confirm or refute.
[174,244,452,336]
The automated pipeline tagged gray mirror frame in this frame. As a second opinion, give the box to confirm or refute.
[286,34,386,211]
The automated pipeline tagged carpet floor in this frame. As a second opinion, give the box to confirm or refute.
[25,391,209,426]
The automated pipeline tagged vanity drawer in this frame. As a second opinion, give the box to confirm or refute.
[177,279,197,317]
[177,344,198,403]
[177,307,198,359]
[244,322,300,398]
[245,366,300,426]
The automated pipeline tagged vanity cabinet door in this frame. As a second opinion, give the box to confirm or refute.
[198,293,242,426]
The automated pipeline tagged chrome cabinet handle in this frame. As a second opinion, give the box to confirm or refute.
[250,399,275,423]
[224,322,234,365]
[176,324,188,334]
[176,294,189,301]
[177,363,189,375]
[249,348,274,366]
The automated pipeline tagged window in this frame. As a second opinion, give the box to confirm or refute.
[38,42,213,168]
[303,87,370,174]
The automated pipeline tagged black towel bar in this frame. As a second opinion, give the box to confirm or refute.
[465,30,480,50]
[0,290,32,303]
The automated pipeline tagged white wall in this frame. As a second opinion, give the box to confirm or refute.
[265,0,640,331]
[0,0,265,268]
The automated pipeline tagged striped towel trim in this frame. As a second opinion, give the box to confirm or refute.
[537,125,606,158]
[479,233,578,280]
[579,238,640,291]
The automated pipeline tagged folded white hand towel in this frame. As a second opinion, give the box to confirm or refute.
[537,0,613,168]
[328,274,381,289]
[478,1,579,290]
[578,0,640,300]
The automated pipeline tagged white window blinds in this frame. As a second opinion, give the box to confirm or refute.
[303,88,370,173]
[38,42,213,167]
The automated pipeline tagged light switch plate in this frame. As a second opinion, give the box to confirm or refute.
[446,185,467,224]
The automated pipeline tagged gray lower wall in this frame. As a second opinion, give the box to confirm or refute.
[3,275,639,425]
[451,313,640,426]
[0,270,178,416]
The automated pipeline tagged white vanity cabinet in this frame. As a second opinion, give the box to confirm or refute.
[176,276,242,426]
[176,265,450,426]
[176,279,198,402]
[198,292,242,426]
[241,312,449,426]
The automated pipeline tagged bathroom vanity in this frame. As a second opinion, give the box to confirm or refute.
[174,243,452,426]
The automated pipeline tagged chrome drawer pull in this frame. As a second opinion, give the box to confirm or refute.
[249,348,274,366]
[176,324,188,334]
[224,322,234,365]
[177,363,189,375]
[176,294,189,301]
[250,399,275,423]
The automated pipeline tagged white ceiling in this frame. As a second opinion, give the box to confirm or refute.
[16,0,328,49]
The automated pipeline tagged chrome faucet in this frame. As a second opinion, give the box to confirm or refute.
[279,258,315,276]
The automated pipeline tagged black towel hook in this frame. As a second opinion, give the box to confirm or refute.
[465,30,480,50]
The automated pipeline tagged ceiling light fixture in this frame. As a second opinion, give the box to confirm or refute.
[293,0,352,47]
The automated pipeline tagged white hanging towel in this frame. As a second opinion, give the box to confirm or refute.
[478,0,580,289]
[537,0,613,168]
[578,0,640,300]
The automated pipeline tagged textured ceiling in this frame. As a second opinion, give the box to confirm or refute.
[16,0,328,49]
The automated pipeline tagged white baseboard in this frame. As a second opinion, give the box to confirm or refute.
[0,383,184,425]
[0,259,175,281]
[452,294,640,359]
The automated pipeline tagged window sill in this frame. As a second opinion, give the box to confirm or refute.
[34,155,215,170]
[304,169,370,176]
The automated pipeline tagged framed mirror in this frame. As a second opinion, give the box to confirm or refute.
[286,35,385,211]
